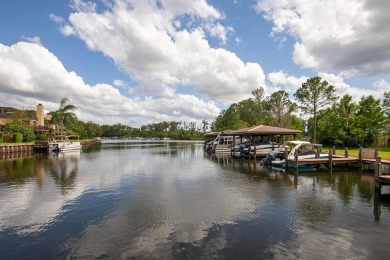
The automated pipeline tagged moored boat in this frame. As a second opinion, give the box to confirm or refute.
[49,135,82,152]
[262,141,328,171]
[240,140,284,159]
[205,132,244,153]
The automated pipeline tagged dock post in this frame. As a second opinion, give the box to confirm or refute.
[358,147,363,169]
[248,137,252,161]
[284,148,288,171]
[328,148,333,170]
[332,145,336,155]
[375,157,382,177]
[344,147,349,167]
[294,151,298,171]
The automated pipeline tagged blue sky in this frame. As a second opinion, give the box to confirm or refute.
[1,0,389,127]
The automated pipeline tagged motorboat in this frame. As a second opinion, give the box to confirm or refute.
[262,140,328,171]
[49,135,82,152]
[231,142,249,157]
[240,140,283,159]
[205,133,244,153]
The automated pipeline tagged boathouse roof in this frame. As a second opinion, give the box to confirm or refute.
[228,125,301,136]
[204,130,237,136]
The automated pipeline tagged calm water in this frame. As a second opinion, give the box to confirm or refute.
[1,140,390,259]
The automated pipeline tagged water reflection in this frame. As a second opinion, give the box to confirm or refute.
[0,150,82,238]
[48,151,80,194]
[1,141,390,259]
[0,155,36,184]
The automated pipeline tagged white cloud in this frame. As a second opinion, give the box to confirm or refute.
[0,42,220,126]
[58,0,265,103]
[113,79,127,88]
[373,79,390,91]
[21,36,42,46]
[318,72,390,101]
[266,71,390,103]
[267,71,307,95]
[50,14,75,36]
[255,0,390,77]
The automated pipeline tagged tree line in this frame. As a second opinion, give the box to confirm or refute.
[213,76,390,147]
[1,98,209,142]
[3,76,390,147]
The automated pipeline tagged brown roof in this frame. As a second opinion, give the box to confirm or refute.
[204,130,237,136]
[0,111,37,120]
[228,125,301,136]
[204,131,220,137]
[0,113,14,119]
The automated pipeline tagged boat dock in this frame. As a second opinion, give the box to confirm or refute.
[284,147,389,170]
[0,139,100,156]
[279,147,390,195]
[0,144,35,154]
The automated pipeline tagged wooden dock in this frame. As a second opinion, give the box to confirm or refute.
[34,141,49,151]
[377,176,390,185]
[279,146,390,195]
[284,147,390,171]
[0,144,35,154]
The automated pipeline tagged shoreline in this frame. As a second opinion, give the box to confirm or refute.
[0,139,100,154]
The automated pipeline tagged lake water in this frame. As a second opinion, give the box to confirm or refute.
[1,140,390,259]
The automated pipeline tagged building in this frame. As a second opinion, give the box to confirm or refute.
[0,104,54,133]
[0,107,16,130]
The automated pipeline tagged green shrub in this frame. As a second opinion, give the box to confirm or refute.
[36,134,48,141]
[12,133,23,143]
[3,134,12,143]
[3,123,35,142]
[0,132,3,143]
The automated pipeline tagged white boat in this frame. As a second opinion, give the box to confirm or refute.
[262,141,328,171]
[212,135,235,153]
[205,133,243,153]
[240,140,284,158]
[49,135,82,152]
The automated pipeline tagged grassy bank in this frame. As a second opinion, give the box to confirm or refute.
[0,139,96,146]
[325,147,390,160]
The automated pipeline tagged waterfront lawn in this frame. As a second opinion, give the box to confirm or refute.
[325,147,390,160]
[0,142,34,146]
[0,139,94,146]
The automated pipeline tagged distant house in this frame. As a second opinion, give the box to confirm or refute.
[0,104,55,134]
[0,107,16,131]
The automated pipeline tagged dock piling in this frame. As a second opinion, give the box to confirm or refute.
[294,151,298,170]
[375,157,382,177]
[328,148,333,170]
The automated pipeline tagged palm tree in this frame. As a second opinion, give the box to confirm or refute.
[51,98,77,134]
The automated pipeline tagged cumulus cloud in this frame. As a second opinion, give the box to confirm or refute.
[0,42,220,126]
[319,73,390,101]
[113,79,127,88]
[56,0,265,103]
[254,0,390,77]
[373,79,390,91]
[267,71,307,95]
[21,36,42,46]
[266,70,390,103]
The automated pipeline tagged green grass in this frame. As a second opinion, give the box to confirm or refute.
[0,139,95,146]
[0,142,34,146]
[324,147,390,160]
